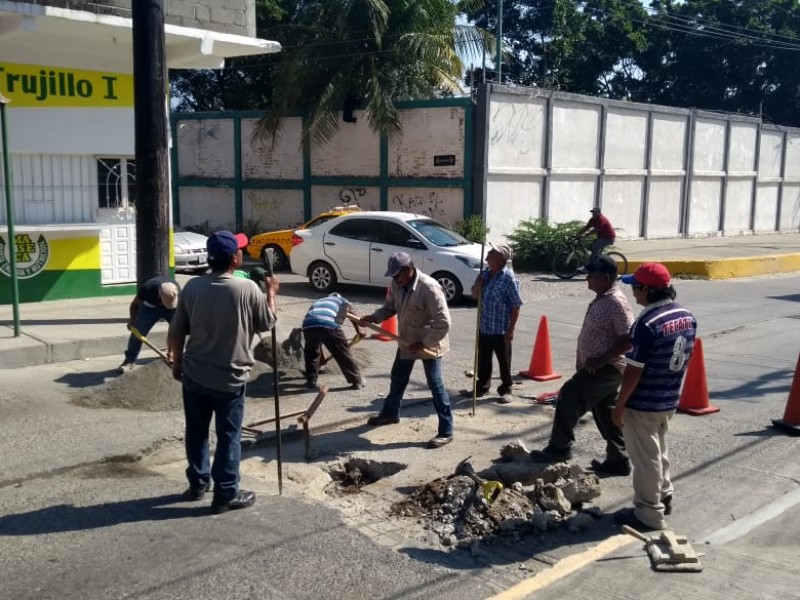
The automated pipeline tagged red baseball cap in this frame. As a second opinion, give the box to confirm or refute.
[621,262,671,288]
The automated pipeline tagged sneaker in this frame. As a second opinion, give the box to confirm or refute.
[366,414,400,427]
[211,490,256,514]
[613,507,662,532]
[529,445,572,463]
[351,378,367,390]
[117,361,135,374]
[590,458,631,477]
[181,482,210,501]
[662,494,673,516]
[427,435,453,449]
[497,384,512,396]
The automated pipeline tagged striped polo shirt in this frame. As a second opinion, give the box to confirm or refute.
[302,294,349,330]
[625,299,697,412]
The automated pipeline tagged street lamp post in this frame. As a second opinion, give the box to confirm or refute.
[0,93,20,337]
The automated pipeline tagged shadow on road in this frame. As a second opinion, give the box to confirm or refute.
[0,494,205,536]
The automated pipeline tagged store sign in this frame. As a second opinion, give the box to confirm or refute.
[0,233,49,278]
[0,62,133,108]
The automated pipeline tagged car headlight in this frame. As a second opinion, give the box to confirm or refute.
[454,255,482,269]
[174,245,186,252]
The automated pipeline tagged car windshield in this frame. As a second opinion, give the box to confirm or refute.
[407,219,469,247]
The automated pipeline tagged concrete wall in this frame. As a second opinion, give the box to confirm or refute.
[173,101,472,232]
[480,85,800,240]
[16,0,256,36]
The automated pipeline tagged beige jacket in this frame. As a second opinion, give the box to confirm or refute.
[371,269,450,359]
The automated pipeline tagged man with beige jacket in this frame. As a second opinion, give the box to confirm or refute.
[361,252,453,448]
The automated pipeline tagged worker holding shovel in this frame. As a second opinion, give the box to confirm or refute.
[302,293,365,390]
[360,252,454,449]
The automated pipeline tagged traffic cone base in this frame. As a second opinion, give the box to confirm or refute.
[771,419,800,436]
[677,338,719,416]
[518,316,561,382]
[771,353,800,436]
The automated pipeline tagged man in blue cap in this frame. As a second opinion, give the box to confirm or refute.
[169,230,278,514]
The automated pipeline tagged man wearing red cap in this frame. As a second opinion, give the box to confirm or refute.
[613,262,697,531]
[169,230,278,514]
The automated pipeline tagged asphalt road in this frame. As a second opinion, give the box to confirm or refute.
[1,272,800,599]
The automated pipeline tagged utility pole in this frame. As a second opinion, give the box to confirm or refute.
[132,0,170,284]
[496,0,503,84]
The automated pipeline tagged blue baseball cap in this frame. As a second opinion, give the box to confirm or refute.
[207,231,249,263]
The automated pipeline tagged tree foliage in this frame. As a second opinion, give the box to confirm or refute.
[463,0,800,126]
[171,0,800,128]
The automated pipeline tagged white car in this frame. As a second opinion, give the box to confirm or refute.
[173,227,209,273]
[289,211,485,303]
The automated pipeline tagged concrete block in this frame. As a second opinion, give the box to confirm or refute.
[168,1,197,20]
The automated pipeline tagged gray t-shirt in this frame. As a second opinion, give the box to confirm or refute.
[169,272,275,392]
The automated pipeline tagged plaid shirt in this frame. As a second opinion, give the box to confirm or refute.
[576,284,634,373]
[479,266,523,335]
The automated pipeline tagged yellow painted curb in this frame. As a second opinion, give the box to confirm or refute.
[618,253,800,280]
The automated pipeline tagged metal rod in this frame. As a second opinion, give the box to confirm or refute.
[0,97,20,337]
[264,248,283,495]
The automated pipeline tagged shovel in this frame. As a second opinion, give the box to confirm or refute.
[622,525,703,572]
[455,457,504,503]
[128,325,172,367]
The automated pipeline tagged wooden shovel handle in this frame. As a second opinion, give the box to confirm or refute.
[621,524,649,542]
[347,312,437,359]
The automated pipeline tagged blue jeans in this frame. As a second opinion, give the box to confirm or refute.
[124,303,174,362]
[182,375,245,501]
[380,351,453,437]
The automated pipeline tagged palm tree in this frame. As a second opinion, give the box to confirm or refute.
[257,0,491,145]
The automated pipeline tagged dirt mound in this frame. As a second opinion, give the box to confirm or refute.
[71,361,181,412]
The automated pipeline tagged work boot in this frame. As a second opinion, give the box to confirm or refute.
[211,490,256,515]
[590,458,631,477]
[529,445,572,463]
[304,380,318,390]
[181,482,210,502]
[366,414,400,427]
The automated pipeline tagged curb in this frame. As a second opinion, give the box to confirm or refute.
[622,253,800,279]
[0,330,167,369]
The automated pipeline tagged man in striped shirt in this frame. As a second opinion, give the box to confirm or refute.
[613,263,697,531]
[302,293,364,390]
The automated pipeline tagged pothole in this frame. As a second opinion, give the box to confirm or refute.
[326,458,407,495]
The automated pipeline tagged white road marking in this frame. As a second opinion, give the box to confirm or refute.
[700,486,800,546]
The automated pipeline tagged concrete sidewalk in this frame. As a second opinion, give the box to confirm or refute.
[1,232,798,369]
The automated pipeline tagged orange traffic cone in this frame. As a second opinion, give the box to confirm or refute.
[772,353,800,436]
[371,313,398,342]
[678,338,720,415]
[371,287,394,341]
[519,316,561,381]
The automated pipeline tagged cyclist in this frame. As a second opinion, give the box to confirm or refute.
[577,207,616,265]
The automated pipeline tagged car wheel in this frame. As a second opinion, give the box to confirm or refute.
[261,245,288,271]
[431,271,463,305]
[308,261,337,293]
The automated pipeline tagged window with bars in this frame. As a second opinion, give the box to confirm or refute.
[97,157,136,209]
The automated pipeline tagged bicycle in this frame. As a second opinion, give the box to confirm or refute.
[551,238,628,280]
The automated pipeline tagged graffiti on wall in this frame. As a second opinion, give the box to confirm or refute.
[339,187,366,205]
[489,101,541,155]
[391,191,444,218]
